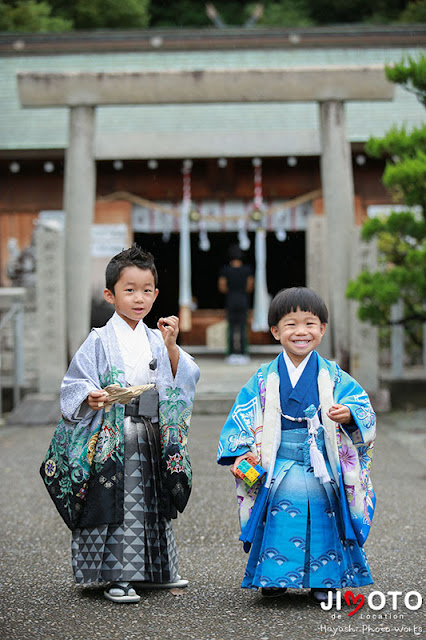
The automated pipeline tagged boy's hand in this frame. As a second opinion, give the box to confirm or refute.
[230,453,259,478]
[327,403,352,424]
[87,389,108,411]
[157,315,179,348]
[158,315,180,376]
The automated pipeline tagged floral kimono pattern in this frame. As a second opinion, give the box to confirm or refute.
[41,318,199,531]
[217,352,376,589]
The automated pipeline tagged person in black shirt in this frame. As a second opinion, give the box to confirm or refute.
[218,245,254,363]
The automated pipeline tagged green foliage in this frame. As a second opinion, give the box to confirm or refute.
[149,1,259,28]
[256,0,313,27]
[0,0,424,31]
[72,0,149,29]
[347,55,426,347]
[307,0,401,24]
[386,54,426,107]
[347,212,426,342]
[365,56,426,211]
[360,210,426,244]
[0,0,72,31]
[149,0,210,27]
[366,128,426,211]
[0,0,149,31]
[304,0,411,24]
[399,0,426,23]
[383,151,426,210]
[366,124,426,158]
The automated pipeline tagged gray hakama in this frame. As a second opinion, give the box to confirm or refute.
[71,313,186,585]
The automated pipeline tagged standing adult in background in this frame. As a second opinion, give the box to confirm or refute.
[218,245,254,364]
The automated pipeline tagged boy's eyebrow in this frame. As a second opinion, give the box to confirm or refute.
[283,314,319,321]
[122,282,154,289]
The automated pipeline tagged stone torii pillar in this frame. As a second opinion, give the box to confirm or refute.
[63,106,96,357]
[17,66,394,363]
[319,100,355,368]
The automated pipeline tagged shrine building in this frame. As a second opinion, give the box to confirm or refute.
[0,26,425,365]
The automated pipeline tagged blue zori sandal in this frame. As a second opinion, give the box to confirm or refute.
[104,582,140,603]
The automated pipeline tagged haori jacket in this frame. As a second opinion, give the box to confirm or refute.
[41,317,199,530]
[217,352,376,548]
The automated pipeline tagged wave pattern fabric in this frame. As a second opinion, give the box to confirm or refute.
[217,351,376,590]
[242,429,372,589]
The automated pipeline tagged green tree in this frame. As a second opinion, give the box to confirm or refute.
[1,0,423,31]
[399,0,426,23]
[149,1,267,28]
[255,0,313,27]
[0,0,72,31]
[347,55,426,350]
[305,0,408,24]
[0,0,149,31]
[386,55,426,109]
[258,0,413,27]
[71,0,149,29]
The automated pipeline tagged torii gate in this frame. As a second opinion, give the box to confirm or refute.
[17,66,394,366]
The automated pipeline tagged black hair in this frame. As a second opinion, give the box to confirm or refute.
[105,244,158,292]
[229,244,242,261]
[268,287,329,327]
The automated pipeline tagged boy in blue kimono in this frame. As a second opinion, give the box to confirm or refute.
[217,287,376,603]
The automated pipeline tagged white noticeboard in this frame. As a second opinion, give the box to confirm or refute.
[367,204,422,218]
[91,224,129,257]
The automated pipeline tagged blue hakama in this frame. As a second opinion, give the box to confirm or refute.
[225,352,373,590]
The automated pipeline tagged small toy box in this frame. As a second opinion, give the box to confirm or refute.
[235,458,266,487]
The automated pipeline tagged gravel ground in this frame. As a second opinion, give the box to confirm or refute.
[0,408,425,640]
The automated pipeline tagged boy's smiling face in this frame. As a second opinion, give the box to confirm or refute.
[103,265,158,330]
[270,307,326,366]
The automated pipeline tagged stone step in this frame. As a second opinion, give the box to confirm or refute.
[193,393,234,416]
[4,393,60,426]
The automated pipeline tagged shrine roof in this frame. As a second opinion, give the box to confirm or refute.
[0,27,424,154]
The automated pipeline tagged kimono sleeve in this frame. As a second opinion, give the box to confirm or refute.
[60,331,104,421]
[217,372,260,466]
[334,367,376,446]
[152,328,200,402]
[173,345,200,398]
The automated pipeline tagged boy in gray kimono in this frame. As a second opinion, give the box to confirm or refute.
[60,245,199,603]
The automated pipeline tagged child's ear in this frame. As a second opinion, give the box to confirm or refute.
[270,326,280,341]
[103,288,115,305]
[320,323,327,336]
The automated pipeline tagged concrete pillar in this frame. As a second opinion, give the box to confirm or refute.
[251,227,270,332]
[391,300,404,378]
[306,214,332,359]
[63,106,96,357]
[350,228,379,392]
[179,160,193,331]
[319,100,355,369]
[35,222,67,392]
[179,195,192,331]
[423,307,426,376]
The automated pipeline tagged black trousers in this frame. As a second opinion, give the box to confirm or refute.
[227,308,248,355]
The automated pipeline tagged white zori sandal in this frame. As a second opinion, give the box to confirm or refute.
[104,582,140,603]
[135,575,188,589]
